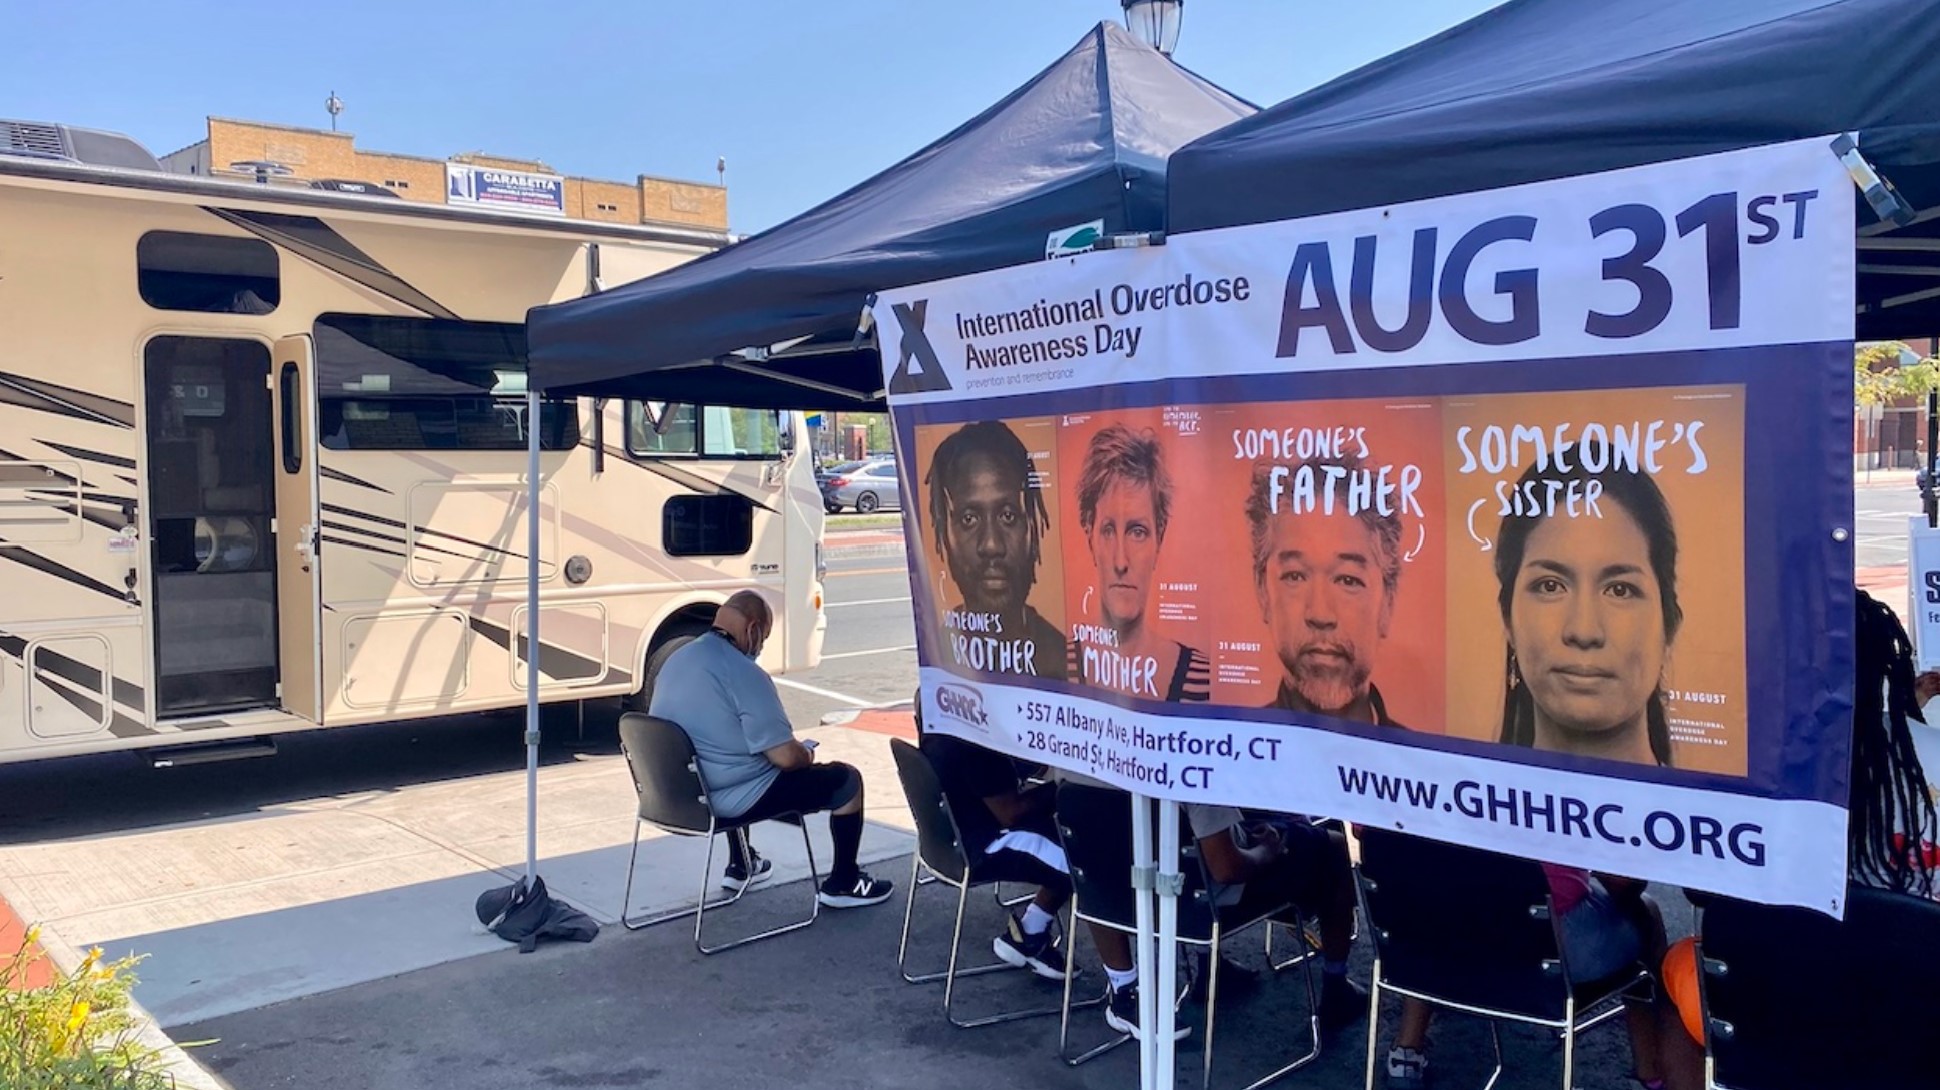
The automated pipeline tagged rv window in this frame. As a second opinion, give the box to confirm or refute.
[279,363,302,473]
[625,402,784,459]
[663,494,754,557]
[313,314,578,451]
[627,402,699,455]
[137,232,280,314]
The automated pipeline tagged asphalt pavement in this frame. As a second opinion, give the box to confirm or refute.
[1855,471,1925,574]
[182,866,1659,1090]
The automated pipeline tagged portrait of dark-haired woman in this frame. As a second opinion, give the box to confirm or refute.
[1495,455,1682,767]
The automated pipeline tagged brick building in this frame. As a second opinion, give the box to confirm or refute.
[158,117,725,231]
[1856,336,1938,471]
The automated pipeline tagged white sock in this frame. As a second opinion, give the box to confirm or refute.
[1106,965,1138,990]
[1021,904,1056,935]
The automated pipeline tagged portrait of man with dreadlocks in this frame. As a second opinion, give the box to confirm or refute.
[925,420,1067,681]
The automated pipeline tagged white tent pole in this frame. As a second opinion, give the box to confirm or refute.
[523,389,542,885]
[1155,800,1182,1089]
[1132,792,1158,1090]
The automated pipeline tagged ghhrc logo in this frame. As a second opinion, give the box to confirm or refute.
[934,683,988,727]
[887,300,952,394]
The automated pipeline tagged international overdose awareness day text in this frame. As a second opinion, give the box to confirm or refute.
[878,139,1858,913]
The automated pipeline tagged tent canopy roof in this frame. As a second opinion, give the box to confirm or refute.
[527,21,1253,409]
[1166,0,1940,339]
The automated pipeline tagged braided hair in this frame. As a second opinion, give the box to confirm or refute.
[924,420,1050,572]
[1850,589,1938,895]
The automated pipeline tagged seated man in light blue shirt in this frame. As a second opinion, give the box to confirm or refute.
[648,590,892,908]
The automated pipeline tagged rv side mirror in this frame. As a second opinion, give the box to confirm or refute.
[778,411,795,454]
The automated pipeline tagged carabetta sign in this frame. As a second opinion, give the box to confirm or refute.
[879,139,1857,913]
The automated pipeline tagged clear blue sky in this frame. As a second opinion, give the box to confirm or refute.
[1,1,1500,234]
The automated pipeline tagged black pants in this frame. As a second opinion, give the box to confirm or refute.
[970,806,1073,898]
[726,762,863,868]
[1226,817,1350,925]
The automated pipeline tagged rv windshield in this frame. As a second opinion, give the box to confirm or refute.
[313,313,578,451]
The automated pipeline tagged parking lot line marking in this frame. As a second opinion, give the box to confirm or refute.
[826,566,908,578]
[819,644,917,660]
[775,676,886,707]
[827,596,913,608]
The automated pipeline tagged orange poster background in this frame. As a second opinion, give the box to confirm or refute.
[1195,399,1449,731]
[911,417,1068,669]
[1054,408,1218,703]
[1440,385,1748,776]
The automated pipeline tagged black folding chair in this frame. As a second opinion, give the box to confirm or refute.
[617,713,819,954]
[890,739,1080,1028]
[1356,829,1646,1090]
[1056,783,1321,1090]
[1698,883,1940,1089]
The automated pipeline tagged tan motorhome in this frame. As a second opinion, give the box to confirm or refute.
[0,121,828,764]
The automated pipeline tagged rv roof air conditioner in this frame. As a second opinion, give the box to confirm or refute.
[0,120,161,171]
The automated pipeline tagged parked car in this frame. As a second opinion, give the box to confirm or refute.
[816,459,865,494]
[824,459,902,513]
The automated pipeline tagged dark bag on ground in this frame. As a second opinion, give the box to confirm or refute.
[475,876,600,953]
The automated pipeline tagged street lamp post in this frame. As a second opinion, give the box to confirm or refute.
[1121,0,1183,55]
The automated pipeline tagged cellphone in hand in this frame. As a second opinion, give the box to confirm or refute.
[801,738,819,752]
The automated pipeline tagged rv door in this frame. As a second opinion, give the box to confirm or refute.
[272,335,323,722]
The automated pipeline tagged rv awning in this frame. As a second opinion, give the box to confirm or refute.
[1164,0,1940,339]
[525,21,1254,410]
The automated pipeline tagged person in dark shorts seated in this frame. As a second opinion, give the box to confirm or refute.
[1189,804,1367,1033]
[649,590,892,908]
[1056,776,1367,1042]
[916,690,1073,979]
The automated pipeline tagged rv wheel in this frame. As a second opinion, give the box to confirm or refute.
[621,631,701,714]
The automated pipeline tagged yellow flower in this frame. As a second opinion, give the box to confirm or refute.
[66,1000,90,1037]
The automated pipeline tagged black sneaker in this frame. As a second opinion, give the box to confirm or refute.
[1385,1045,1428,1090]
[1317,972,1370,1035]
[992,912,1069,981]
[721,851,773,892]
[817,871,894,908]
[1104,980,1190,1042]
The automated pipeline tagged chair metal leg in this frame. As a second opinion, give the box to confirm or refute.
[1481,1020,1506,1090]
[1204,927,1221,1090]
[897,851,923,977]
[692,819,820,955]
[1216,923,1321,1090]
[898,864,1021,986]
[1265,920,1319,972]
[1060,897,1130,1066]
[1363,962,1384,1090]
[1560,996,1577,1090]
[622,819,740,931]
[993,881,1032,909]
[926,874,1070,1029]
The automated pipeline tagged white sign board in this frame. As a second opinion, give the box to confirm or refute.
[1909,516,1940,669]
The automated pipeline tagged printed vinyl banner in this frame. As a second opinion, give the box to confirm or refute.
[880,139,1858,912]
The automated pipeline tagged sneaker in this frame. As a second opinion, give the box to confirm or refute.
[1104,980,1190,1042]
[1385,1045,1428,1090]
[721,852,773,892]
[992,913,1069,981]
[817,871,894,908]
[1317,973,1371,1035]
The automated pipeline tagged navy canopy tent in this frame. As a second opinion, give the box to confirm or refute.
[1166,0,1940,339]
[526,21,1253,409]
